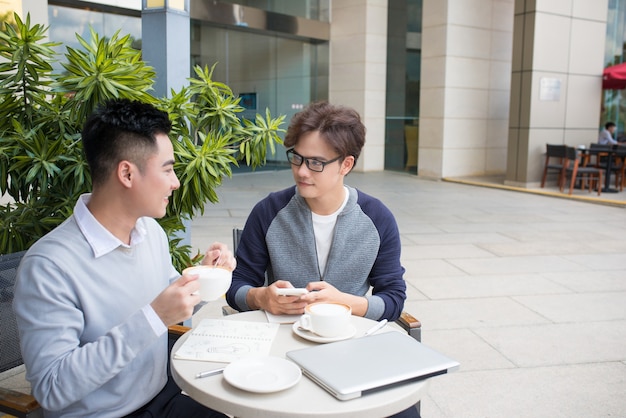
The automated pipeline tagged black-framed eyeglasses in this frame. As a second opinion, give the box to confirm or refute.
[286,149,342,173]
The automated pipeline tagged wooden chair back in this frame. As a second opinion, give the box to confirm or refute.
[563,147,603,195]
[541,144,568,188]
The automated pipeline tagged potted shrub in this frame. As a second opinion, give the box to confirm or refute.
[0,13,285,270]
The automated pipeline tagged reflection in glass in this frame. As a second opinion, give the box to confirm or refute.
[191,21,328,168]
[217,0,329,22]
[385,0,422,174]
[48,5,141,74]
[601,0,626,137]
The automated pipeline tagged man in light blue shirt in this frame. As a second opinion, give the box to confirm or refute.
[13,99,235,417]
[597,121,623,146]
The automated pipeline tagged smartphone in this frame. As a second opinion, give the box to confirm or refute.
[276,288,309,296]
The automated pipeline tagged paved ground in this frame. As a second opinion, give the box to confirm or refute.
[3,169,625,417]
[191,169,626,418]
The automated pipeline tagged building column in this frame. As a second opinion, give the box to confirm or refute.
[141,0,191,252]
[141,0,190,98]
[419,0,514,180]
[142,1,193,322]
[506,0,607,186]
[330,0,388,172]
[6,0,48,27]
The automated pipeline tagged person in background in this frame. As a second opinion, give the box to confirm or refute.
[226,101,406,322]
[13,99,234,418]
[597,121,626,146]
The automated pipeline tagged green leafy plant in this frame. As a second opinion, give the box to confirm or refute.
[0,13,285,270]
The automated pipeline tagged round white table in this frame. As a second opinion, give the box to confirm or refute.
[170,311,428,418]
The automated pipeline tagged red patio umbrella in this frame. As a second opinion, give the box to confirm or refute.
[602,62,626,89]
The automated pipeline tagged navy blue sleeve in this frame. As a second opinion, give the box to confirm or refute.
[358,193,407,321]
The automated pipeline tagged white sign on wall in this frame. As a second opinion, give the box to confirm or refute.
[539,78,561,101]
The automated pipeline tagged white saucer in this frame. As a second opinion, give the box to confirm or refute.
[292,321,357,343]
[223,356,301,393]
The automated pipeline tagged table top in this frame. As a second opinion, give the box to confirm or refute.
[170,311,429,418]
[580,145,626,155]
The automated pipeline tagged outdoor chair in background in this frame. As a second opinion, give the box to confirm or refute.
[617,148,626,191]
[606,147,626,191]
[540,144,568,189]
[562,146,603,195]
[588,143,625,191]
[588,143,611,163]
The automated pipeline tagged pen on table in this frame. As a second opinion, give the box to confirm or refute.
[195,368,225,379]
[364,319,388,336]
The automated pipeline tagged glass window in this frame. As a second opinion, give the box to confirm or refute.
[385,0,422,174]
[48,5,141,73]
[191,20,328,167]
[217,0,329,22]
[601,0,626,138]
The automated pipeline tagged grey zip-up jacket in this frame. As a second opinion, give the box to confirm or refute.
[226,185,406,320]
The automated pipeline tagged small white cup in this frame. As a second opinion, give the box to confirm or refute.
[183,265,232,301]
[299,302,352,337]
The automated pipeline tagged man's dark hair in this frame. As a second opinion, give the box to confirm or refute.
[81,99,172,186]
[284,101,366,165]
[605,121,616,130]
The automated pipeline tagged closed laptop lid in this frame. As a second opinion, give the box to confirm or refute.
[286,331,459,401]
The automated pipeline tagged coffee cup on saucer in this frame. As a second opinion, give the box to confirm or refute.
[299,302,352,338]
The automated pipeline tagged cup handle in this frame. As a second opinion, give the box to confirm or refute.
[300,314,313,332]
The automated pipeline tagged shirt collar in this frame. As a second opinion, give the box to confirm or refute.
[74,194,147,258]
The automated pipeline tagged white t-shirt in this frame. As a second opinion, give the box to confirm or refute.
[311,187,349,277]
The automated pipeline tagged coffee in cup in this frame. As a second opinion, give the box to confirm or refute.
[183,265,232,301]
[299,302,352,337]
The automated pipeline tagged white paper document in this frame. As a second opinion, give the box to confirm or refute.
[264,311,302,324]
[174,319,279,363]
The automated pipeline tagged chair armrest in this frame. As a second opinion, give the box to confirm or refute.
[0,387,42,418]
[395,311,422,342]
[168,324,191,338]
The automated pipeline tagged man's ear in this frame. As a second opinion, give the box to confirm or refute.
[341,156,355,174]
[118,160,134,188]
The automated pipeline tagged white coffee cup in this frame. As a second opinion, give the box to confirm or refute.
[299,302,352,338]
[183,265,232,301]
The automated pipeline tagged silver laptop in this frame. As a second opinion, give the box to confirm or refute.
[286,331,460,400]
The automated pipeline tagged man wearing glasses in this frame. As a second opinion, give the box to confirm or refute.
[226,101,406,323]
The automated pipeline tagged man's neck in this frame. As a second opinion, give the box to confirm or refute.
[306,186,347,216]
[87,190,137,245]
